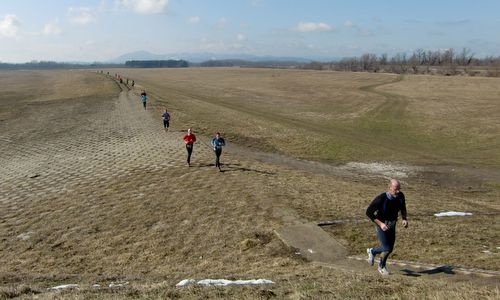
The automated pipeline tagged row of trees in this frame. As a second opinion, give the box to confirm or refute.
[0,61,121,70]
[303,48,500,77]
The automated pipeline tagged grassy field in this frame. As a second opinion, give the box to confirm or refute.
[0,69,499,299]
[116,68,500,168]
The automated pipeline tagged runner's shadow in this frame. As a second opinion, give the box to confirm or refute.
[220,163,276,175]
[191,163,217,168]
[400,265,455,277]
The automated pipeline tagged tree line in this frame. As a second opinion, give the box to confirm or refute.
[0,61,122,70]
[302,48,500,77]
[0,60,189,70]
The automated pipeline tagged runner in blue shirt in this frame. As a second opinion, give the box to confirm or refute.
[140,90,147,110]
[211,132,226,171]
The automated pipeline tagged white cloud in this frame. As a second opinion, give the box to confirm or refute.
[114,0,169,14]
[188,16,200,24]
[216,17,227,29]
[68,7,96,24]
[98,0,110,12]
[42,19,62,35]
[294,22,333,33]
[344,20,354,28]
[236,33,245,41]
[0,14,21,38]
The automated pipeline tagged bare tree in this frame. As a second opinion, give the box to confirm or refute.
[441,48,456,74]
[361,53,373,71]
[409,52,419,74]
[424,50,439,73]
[391,53,408,74]
[456,48,474,74]
[379,53,388,69]
[414,48,426,65]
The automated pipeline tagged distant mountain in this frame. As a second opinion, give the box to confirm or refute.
[169,52,314,63]
[108,51,170,63]
[108,51,335,64]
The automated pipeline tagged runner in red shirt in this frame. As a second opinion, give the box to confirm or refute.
[183,128,196,166]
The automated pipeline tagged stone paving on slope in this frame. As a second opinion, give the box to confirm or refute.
[0,86,212,207]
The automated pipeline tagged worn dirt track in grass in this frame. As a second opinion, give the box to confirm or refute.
[116,68,500,186]
[0,70,499,299]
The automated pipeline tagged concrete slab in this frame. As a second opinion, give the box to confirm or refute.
[275,222,347,264]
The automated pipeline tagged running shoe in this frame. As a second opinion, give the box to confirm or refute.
[367,248,374,266]
[378,266,389,276]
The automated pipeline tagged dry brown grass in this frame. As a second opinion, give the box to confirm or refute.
[0,70,498,299]
[113,68,500,170]
[0,70,117,116]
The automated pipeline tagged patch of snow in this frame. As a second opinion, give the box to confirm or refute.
[176,279,274,287]
[91,284,101,288]
[176,279,196,287]
[109,282,128,288]
[48,284,79,291]
[16,232,33,241]
[434,211,473,217]
[341,162,419,179]
[307,249,315,254]
[198,279,274,286]
[482,250,492,254]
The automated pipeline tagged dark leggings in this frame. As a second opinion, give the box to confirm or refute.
[214,148,222,167]
[163,120,169,128]
[371,224,396,268]
[142,101,147,109]
[186,144,193,164]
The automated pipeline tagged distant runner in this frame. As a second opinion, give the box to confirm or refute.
[140,90,147,110]
[162,108,171,131]
[211,132,226,171]
[366,178,408,276]
[183,128,196,166]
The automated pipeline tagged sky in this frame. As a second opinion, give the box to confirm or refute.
[1,0,500,62]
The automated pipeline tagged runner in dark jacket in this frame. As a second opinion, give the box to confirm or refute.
[366,178,408,275]
[162,109,170,131]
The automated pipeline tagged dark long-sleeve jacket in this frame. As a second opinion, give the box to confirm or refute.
[366,192,407,223]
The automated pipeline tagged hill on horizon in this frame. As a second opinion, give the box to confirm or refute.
[109,50,321,64]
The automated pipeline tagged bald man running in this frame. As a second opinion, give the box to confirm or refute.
[366,179,408,275]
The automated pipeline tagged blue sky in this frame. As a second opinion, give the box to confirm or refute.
[1,0,499,62]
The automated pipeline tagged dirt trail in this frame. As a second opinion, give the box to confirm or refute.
[275,222,499,285]
[150,75,500,188]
